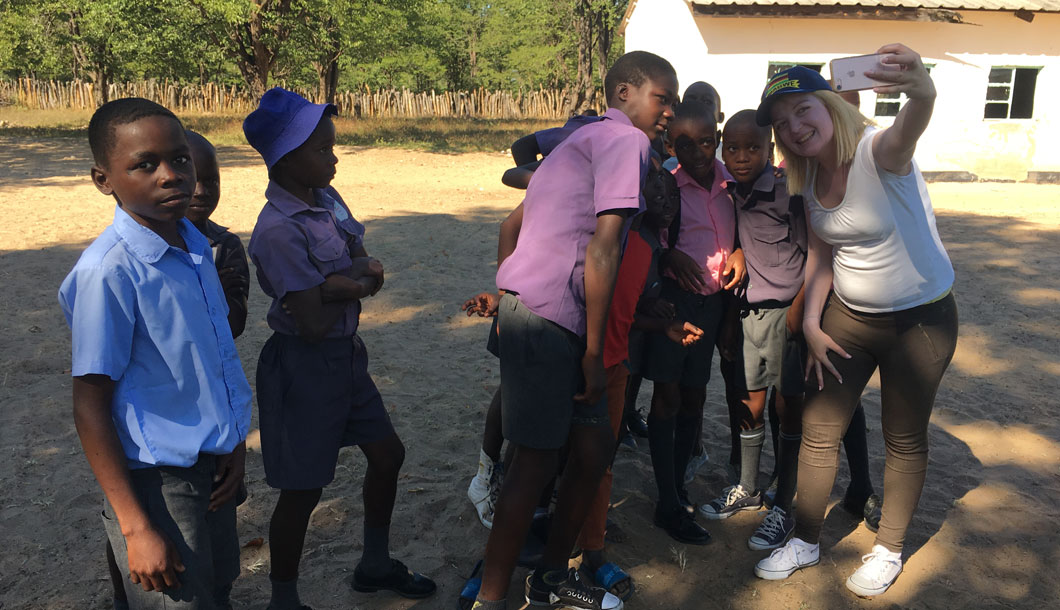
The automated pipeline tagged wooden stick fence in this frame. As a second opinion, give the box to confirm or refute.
[0,78,578,119]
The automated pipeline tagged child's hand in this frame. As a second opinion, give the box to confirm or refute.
[126,526,185,592]
[574,352,606,405]
[773,165,786,179]
[722,248,747,291]
[664,249,707,293]
[665,320,704,346]
[868,43,936,101]
[462,292,500,317]
[350,257,385,295]
[209,441,246,512]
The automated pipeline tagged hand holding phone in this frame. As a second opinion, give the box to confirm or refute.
[829,54,896,92]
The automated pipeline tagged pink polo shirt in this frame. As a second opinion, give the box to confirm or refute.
[496,107,650,336]
[665,159,736,296]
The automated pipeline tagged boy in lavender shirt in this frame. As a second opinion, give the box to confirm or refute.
[471,51,678,610]
[244,88,435,609]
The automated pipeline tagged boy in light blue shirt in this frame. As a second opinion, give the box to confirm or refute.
[58,98,252,609]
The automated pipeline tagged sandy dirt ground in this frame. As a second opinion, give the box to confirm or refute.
[1,135,1059,610]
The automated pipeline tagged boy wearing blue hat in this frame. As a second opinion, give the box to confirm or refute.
[245,88,436,609]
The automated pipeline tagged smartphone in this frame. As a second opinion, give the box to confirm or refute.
[829,54,894,92]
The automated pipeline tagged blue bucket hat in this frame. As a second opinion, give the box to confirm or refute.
[243,87,337,169]
[755,66,832,126]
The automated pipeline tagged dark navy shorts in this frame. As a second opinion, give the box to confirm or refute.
[257,332,394,490]
[641,278,725,387]
[496,293,608,450]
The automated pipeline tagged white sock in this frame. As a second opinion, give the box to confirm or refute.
[476,448,494,481]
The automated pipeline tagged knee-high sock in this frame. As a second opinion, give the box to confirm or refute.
[774,431,801,511]
[738,427,766,491]
[648,413,680,512]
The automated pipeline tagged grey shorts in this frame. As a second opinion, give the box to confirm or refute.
[737,304,806,395]
[102,454,240,609]
[497,293,609,450]
[257,332,395,490]
[641,279,725,387]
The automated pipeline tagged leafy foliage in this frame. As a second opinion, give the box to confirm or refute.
[0,0,628,97]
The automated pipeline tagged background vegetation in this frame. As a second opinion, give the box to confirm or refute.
[0,0,629,115]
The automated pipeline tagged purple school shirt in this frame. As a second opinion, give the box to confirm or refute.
[496,107,650,336]
[248,181,365,337]
[729,166,807,304]
[664,159,737,296]
[535,114,605,157]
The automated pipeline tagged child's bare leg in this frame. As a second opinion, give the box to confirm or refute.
[483,388,504,462]
[358,432,405,575]
[539,424,614,570]
[268,487,324,610]
[105,540,128,608]
[478,445,559,601]
[720,358,742,477]
[270,488,324,581]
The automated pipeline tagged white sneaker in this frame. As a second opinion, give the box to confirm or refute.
[846,545,903,597]
[467,450,496,528]
[754,537,820,580]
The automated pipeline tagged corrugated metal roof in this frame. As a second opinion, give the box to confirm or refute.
[690,0,1060,11]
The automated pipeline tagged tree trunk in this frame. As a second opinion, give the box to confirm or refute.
[567,0,595,116]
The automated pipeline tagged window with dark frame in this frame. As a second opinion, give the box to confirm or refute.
[874,65,933,118]
[984,67,1039,119]
[767,62,823,78]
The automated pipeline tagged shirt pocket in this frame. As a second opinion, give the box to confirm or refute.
[750,222,790,267]
[307,232,350,276]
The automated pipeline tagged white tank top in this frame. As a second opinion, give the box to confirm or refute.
[805,127,954,313]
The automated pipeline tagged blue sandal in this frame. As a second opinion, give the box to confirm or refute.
[457,559,483,610]
[594,562,633,601]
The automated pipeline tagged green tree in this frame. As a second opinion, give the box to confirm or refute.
[187,0,306,97]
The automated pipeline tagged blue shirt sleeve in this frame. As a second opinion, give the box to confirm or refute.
[60,263,136,380]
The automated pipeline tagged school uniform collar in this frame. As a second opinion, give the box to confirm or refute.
[728,165,779,203]
[673,158,731,193]
[112,205,208,264]
[198,218,229,245]
[265,180,336,218]
[600,106,634,126]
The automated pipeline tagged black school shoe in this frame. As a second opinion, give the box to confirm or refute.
[351,559,436,599]
[525,568,623,609]
[840,491,883,533]
[653,505,712,545]
[626,412,649,438]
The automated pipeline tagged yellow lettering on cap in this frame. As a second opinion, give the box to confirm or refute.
[765,78,800,98]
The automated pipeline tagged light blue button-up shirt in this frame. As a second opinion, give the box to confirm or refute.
[59,206,252,469]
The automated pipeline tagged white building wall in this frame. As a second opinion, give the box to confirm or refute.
[624,0,1060,180]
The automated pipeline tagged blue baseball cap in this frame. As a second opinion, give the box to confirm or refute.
[243,87,337,169]
[755,66,832,126]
